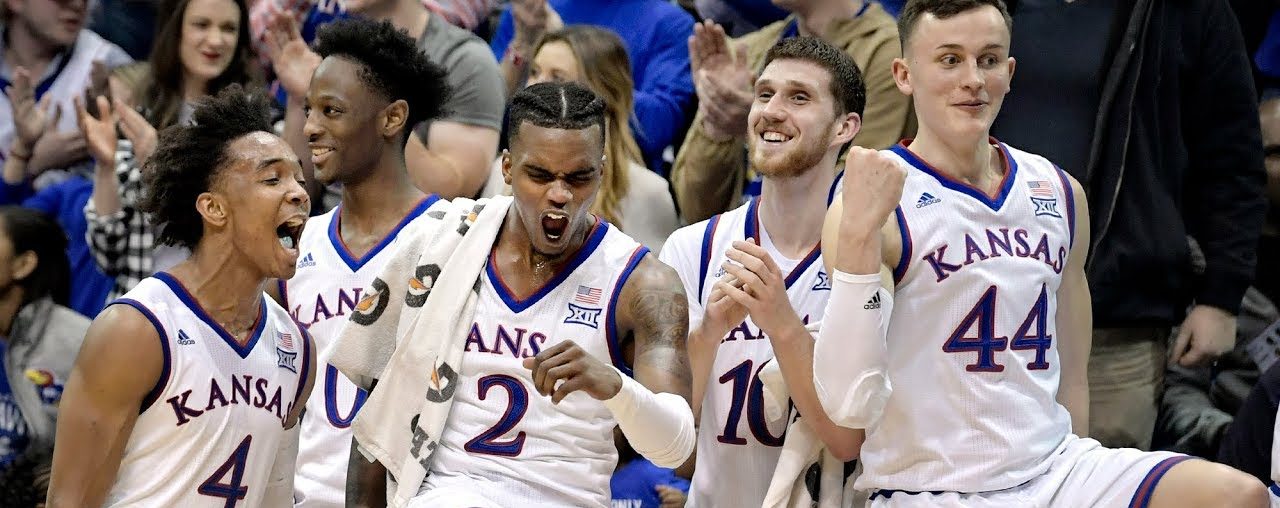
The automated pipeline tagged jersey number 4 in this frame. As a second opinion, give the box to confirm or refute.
[198,435,252,507]
[943,284,1053,372]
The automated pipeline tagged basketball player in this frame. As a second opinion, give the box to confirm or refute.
[814,0,1266,506]
[347,82,696,507]
[659,37,864,507]
[270,18,450,508]
[44,85,316,507]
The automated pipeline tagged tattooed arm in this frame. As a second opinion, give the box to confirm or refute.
[617,255,694,402]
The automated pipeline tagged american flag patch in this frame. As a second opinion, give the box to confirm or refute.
[1027,181,1055,198]
[278,332,294,350]
[574,285,602,305]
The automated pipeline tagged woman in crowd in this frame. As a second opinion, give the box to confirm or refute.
[79,0,263,304]
[0,207,88,489]
[485,25,680,251]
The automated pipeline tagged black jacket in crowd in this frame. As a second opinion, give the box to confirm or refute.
[1080,0,1268,326]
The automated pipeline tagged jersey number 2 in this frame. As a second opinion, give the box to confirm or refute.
[943,284,1053,372]
[464,375,529,456]
[198,435,252,507]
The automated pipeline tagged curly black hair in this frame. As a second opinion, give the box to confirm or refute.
[507,81,606,148]
[141,84,276,250]
[312,18,451,142]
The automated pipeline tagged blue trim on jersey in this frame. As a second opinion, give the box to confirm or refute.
[783,245,823,289]
[697,215,721,303]
[154,272,267,359]
[744,197,761,241]
[1053,165,1077,249]
[828,170,844,206]
[110,298,171,414]
[1269,483,1280,497]
[487,219,608,313]
[890,141,1019,212]
[1129,455,1192,508]
[606,246,650,377]
[893,207,912,284]
[328,194,439,272]
[290,323,313,419]
[277,279,289,310]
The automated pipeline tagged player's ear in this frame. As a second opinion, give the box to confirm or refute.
[501,149,513,185]
[381,99,409,139]
[196,192,228,228]
[833,112,861,147]
[892,57,912,96]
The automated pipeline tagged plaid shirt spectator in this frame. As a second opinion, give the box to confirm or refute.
[83,139,153,302]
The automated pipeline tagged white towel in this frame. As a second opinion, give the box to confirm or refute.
[330,195,512,508]
[759,323,867,508]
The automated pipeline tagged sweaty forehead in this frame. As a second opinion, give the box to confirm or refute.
[221,132,298,175]
[511,123,604,169]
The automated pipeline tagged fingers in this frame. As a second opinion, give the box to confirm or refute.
[523,341,574,395]
[727,241,781,277]
[721,262,764,295]
[1168,326,1192,367]
[116,100,152,141]
[549,372,585,404]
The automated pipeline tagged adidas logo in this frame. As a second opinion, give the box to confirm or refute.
[298,253,316,268]
[863,293,881,310]
[177,329,195,345]
[915,192,941,208]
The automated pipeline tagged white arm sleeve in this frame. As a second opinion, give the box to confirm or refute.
[262,421,300,506]
[602,366,695,468]
[813,270,893,429]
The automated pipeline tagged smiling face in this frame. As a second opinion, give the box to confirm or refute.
[747,59,847,178]
[304,56,391,185]
[894,5,1014,142]
[204,132,310,280]
[502,122,605,258]
[178,0,241,88]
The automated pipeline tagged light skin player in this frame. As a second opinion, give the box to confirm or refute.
[820,0,1265,506]
[44,86,317,507]
[347,82,694,507]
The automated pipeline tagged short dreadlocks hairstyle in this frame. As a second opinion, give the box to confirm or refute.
[507,81,606,149]
[312,18,451,144]
[141,84,275,249]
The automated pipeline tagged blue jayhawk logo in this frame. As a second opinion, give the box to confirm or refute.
[277,347,297,373]
[564,303,602,329]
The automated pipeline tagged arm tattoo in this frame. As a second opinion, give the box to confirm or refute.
[628,263,692,387]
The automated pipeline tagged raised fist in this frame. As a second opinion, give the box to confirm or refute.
[840,147,906,235]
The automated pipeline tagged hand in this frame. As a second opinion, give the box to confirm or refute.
[74,95,119,167]
[5,67,54,151]
[116,99,157,164]
[698,271,749,344]
[655,485,687,508]
[688,20,753,141]
[1169,305,1237,368]
[840,147,906,235]
[717,241,804,339]
[264,11,321,99]
[522,341,622,403]
[26,129,87,174]
[512,0,560,47]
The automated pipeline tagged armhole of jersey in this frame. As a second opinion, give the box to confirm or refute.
[606,246,651,378]
[1053,164,1077,250]
[278,279,289,309]
[828,170,845,206]
[892,206,912,285]
[697,215,721,303]
[291,321,313,414]
[110,298,172,414]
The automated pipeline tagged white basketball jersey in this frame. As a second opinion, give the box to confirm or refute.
[103,272,312,507]
[856,142,1077,494]
[659,198,831,508]
[421,220,648,507]
[286,196,439,508]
